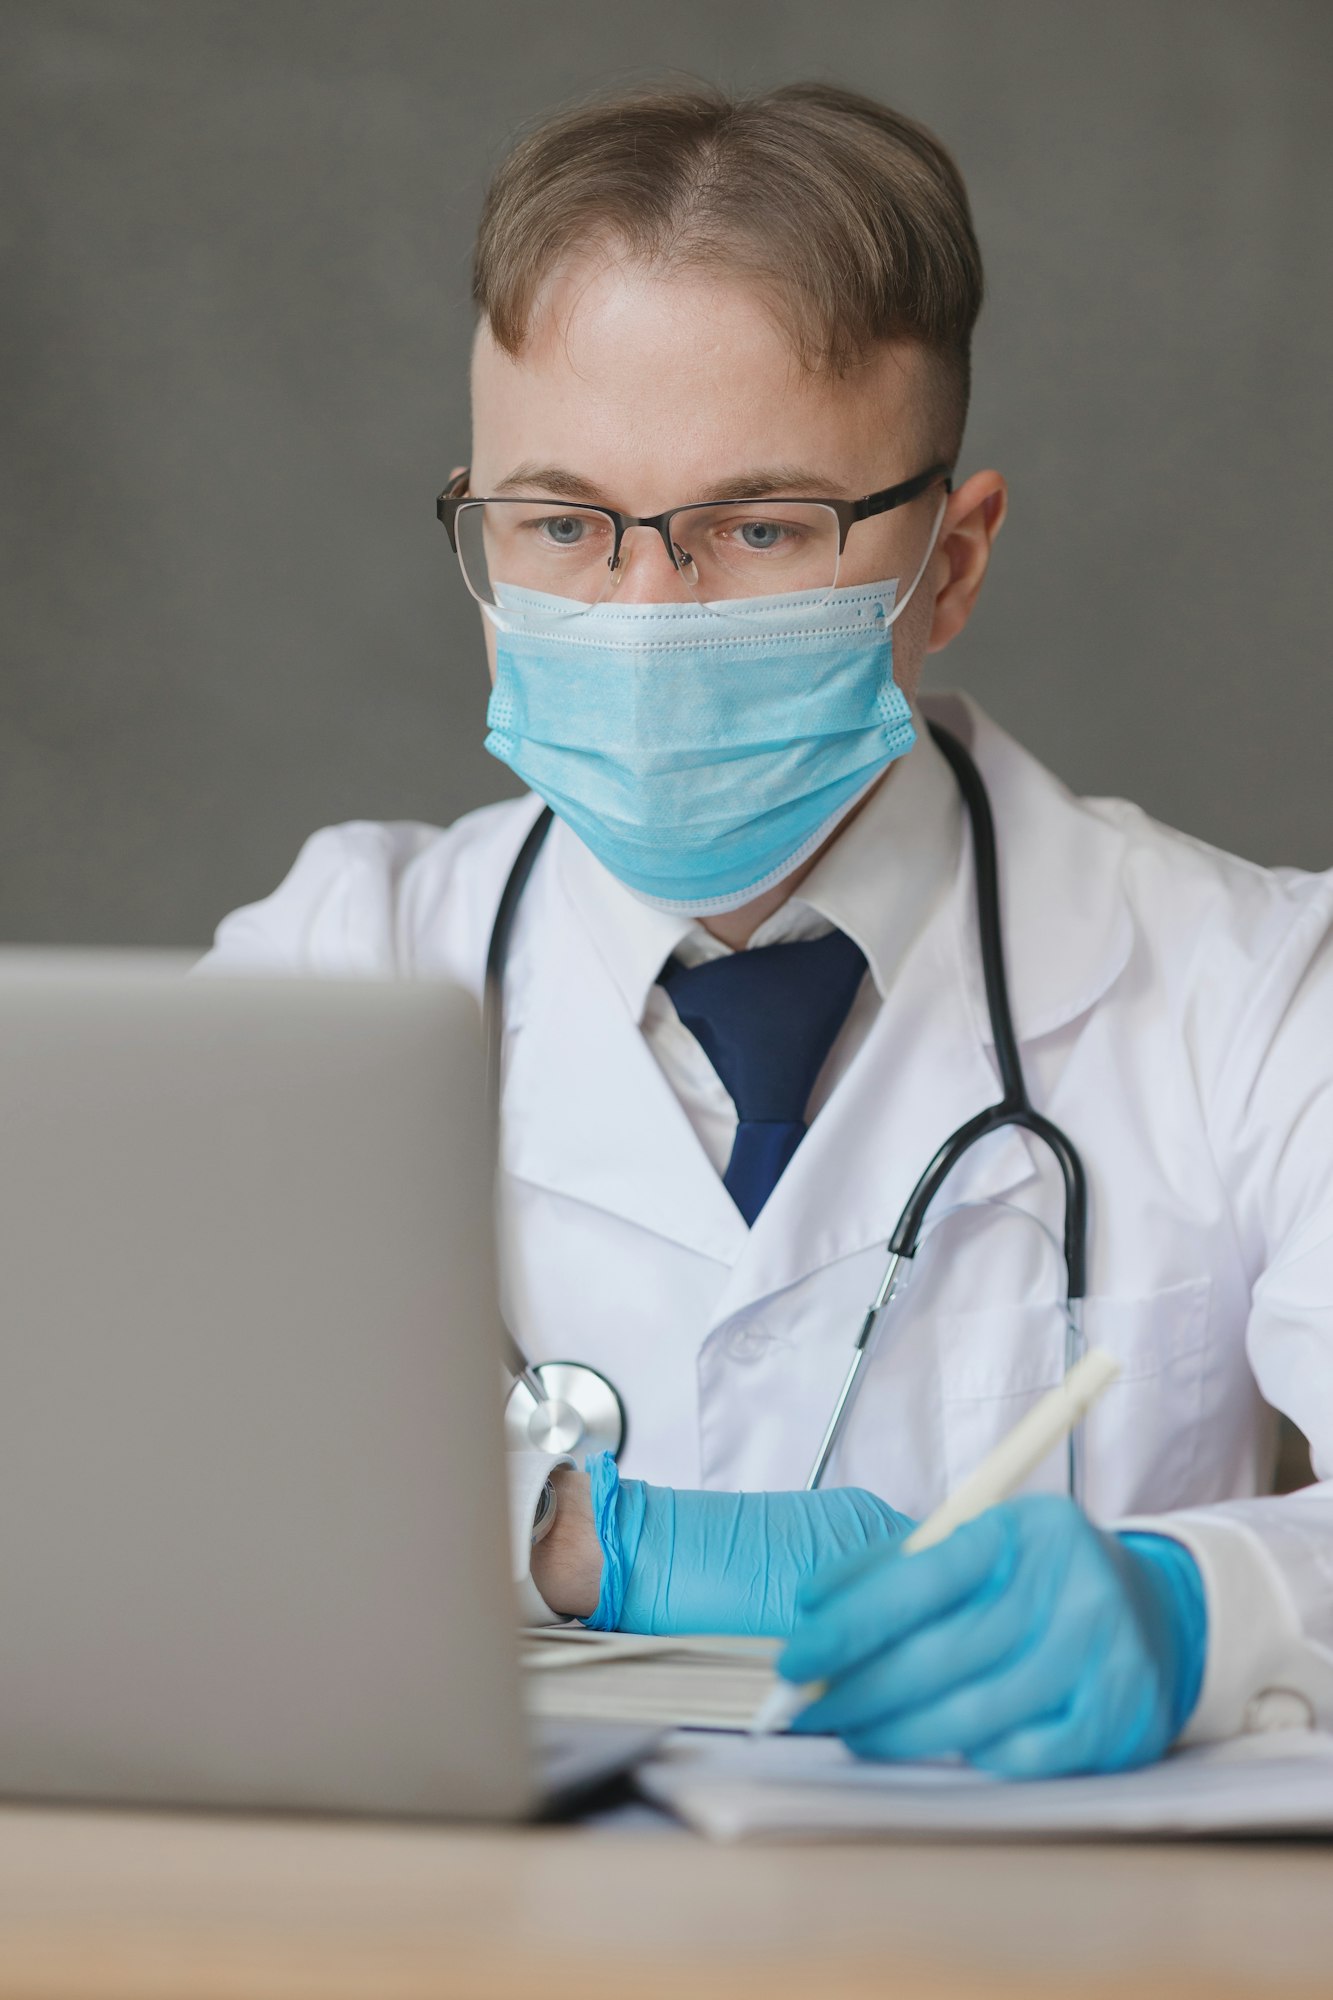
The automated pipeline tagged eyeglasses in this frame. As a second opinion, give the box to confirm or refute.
[436,462,953,620]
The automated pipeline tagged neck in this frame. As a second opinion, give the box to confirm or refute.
[699,768,890,949]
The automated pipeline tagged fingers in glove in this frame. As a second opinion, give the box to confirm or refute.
[794,1551,1051,1742]
[780,1507,1016,1690]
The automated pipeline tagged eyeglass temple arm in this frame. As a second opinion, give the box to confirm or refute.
[436,469,471,548]
[851,461,954,525]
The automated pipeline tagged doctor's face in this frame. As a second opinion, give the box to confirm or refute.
[465,258,1005,692]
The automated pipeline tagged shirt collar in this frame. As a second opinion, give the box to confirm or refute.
[553,704,963,1021]
[765,710,961,997]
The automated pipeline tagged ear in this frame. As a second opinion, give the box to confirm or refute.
[924,470,1008,654]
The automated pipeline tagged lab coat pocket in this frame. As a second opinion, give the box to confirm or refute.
[934,1276,1211,1520]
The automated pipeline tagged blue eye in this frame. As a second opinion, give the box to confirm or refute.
[540,515,587,546]
[738,519,789,551]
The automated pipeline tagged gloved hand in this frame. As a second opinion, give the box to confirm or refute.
[777,1495,1208,1776]
[581,1451,915,1637]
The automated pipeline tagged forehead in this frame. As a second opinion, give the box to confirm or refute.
[468,258,926,502]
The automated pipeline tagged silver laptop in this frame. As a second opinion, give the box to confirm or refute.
[0,951,649,1819]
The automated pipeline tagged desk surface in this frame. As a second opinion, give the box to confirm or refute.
[1,1802,1331,2000]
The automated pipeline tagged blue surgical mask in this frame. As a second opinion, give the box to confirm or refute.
[483,564,929,915]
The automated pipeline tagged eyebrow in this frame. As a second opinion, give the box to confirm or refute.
[488,462,846,505]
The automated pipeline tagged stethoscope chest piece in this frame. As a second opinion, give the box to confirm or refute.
[503,1360,627,1462]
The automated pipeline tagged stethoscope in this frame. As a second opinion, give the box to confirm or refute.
[489,721,1089,1491]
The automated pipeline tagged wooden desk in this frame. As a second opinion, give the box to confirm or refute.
[0,1802,1330,2000]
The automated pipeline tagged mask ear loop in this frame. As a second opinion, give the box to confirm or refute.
[881,487,951,630]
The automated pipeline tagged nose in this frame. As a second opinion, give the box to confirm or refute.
[608,522,696,604]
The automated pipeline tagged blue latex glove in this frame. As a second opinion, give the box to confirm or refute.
[778,1495,1208,1776]
[582,1451,915,1637]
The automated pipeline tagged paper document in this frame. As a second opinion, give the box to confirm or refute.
[522,1626,780,1730]
[636,1726,1333,1841]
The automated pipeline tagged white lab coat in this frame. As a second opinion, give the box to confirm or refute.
[204,689,1333,1742]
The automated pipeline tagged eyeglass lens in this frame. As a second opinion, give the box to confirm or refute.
[455,492,939,617]
[457,500,848,615]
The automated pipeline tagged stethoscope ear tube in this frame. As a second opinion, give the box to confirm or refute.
[807,726,1090,1489]
[927,723,1025,1106]
[484,804,555,1112]
[887,1105,1087,1303]
[486,805,631,1462]
[918,724,1087,1302]
[484,805,558,1394]
[1013,1109,1087,1303]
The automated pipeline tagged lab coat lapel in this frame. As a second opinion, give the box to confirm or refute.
[924,690,1135,1050]
[498,837,747,1264]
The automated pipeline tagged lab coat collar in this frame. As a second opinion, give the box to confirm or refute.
[550,688,1133,1051]
[919,689,1134,1047]
[551,830,695,1025]
[775,710,962,998]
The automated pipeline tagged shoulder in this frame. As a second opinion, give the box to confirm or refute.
[1077,784,1333,1020]
[939,688,1333,966]
[1103,798,1333,1102]
[199,795,546,992]
[928,690,1333,1066]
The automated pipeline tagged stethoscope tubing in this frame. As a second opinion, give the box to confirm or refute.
[484,799,556,1395]
[484,722,1088,1486]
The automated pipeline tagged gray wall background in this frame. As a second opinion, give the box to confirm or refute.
[3,0,1331,947]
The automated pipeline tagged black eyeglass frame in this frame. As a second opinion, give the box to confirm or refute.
[435,461,954,579]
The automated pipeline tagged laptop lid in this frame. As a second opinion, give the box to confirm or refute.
[0,953,535,1820]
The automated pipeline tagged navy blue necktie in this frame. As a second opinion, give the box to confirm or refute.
[659,930,868,1225]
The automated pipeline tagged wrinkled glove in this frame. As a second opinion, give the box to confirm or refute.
[582,1450,915,1637]
[778,1494,1207,1776]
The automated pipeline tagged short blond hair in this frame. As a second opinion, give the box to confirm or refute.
[472,80,984,457]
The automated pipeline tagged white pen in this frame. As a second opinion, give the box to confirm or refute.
[748,1346,1122,1736]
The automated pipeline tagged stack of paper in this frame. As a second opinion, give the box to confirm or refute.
[522,1626,780,1730]
[636,1726,1333,1840]
[523,1630,1333,1840]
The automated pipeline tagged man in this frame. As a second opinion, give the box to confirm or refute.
[204,82,1333,1775]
